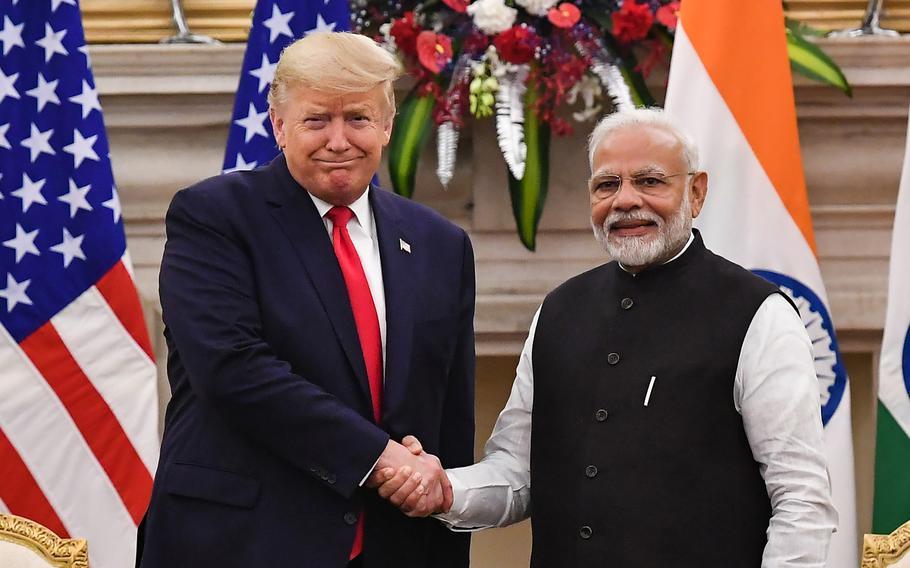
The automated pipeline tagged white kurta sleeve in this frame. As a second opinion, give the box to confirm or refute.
[735,293,838,567]
[435,308,540,531]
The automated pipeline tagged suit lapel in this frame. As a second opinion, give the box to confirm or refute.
[370,188,416,426]
[264,156,373,409]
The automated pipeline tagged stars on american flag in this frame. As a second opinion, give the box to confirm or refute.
[248,54,277,94]
[234,102,269,143]
[63,129,100,167]
[21,124,55,162]
[0,16,25,55]
[3,224,40,263]
[0,0,126,324]
[0,273,32,312]
[35,22,67,62]
[262,5,294,44]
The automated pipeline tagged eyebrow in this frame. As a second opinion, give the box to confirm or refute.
[590,165,669,178]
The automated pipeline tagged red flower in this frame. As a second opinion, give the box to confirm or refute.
[548,3,581,29]
[390,11,420,56]
[493,26,539,65]
[416,31,453,74]
[611,0,654,44]
[442,0,469,13]
[656,1,680,30]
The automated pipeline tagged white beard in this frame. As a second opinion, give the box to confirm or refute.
[592,189,693,268]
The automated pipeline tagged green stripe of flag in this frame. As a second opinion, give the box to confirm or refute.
[872,401,910,533]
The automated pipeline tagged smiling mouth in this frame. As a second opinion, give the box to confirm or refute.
[318,157,361,167]
[610,219,656,231]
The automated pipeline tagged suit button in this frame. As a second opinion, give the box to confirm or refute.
[579,525,593,539]
[344,512,359,525]
[621,297,634,310]
[607,352,620,365]
[594,409,609,422]
[327,474,337,484]
[585,465,598,478]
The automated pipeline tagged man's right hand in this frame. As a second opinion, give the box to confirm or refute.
[367,436,452,517]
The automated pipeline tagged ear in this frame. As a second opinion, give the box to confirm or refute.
[269,107,286,149]
[381,113,393,147]
[688,171,708,218]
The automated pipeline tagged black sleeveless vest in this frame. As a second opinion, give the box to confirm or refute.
[530,231,780,567]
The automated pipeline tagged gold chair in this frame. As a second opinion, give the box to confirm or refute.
[863,519,910,568]
[0,514,88,568]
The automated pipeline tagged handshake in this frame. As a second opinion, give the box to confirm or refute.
[367,436,452,518]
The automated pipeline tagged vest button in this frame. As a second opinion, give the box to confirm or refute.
[607,352,620,365]
[594,409,609,422]
[343,512,358,525]
[585,465,598,478]
[621,297,634,309]
[579,525,593,539]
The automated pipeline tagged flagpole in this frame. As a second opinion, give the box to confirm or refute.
[160,0,221,44]
[828,0,899,38]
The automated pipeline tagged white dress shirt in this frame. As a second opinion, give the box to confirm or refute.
[309,189,387,487]
[308,189,387,362]
[439,236,838,567]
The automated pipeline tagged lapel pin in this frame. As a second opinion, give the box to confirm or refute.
[399,238,411,254]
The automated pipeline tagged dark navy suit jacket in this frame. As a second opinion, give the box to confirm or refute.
[137,155,475,567]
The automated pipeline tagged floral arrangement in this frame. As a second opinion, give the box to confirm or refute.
[353,1,848,250]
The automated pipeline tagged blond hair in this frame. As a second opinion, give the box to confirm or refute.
[267,32,402,117]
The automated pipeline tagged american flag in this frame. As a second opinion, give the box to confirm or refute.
[222,0,351,173]
[0,1,158,567]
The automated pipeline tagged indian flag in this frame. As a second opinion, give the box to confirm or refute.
[664,1,857,566]
[872,110,910,534]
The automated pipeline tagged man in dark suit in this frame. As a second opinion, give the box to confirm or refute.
[136,32,475,568]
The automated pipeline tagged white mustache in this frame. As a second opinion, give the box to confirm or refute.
[605,210,662,231]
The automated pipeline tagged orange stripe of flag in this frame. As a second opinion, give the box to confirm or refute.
[679,0,817,254]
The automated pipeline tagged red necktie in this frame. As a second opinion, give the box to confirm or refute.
[325,206,383,561]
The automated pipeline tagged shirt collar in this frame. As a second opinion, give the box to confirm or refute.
[618,231,695,273]
[308,187,374,235]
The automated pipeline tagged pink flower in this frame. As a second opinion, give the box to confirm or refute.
[416,31,453,74]
[547,3,581,28]
[656,1,680,30]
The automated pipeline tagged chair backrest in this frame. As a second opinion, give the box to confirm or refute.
[863,520,910,568]
[0,514,88,568]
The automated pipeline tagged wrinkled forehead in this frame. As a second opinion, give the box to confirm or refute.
[283,83,391,116]
[591,124,688,174]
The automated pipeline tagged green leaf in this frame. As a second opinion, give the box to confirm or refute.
[388,90,435,198]
[785,16,828,37]
[786,28,852,96]
[507,83,550,251]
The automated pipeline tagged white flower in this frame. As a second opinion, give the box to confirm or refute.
[515,0,558,17]
[467,0,518,35]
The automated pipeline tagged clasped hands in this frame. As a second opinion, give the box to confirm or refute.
[367,435,451,518]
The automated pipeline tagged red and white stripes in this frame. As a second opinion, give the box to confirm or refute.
[0,256,158,568]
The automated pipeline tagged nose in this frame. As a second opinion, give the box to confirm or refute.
[324,118,351,152]
[611,179,643,211]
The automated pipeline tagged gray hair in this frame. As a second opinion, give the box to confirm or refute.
[267,32,402,118]
[587,108,699,172]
